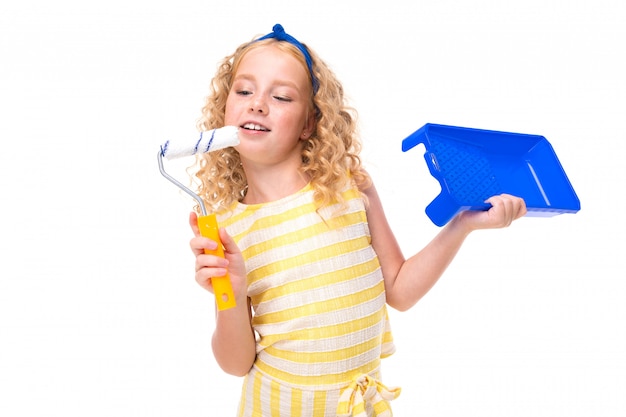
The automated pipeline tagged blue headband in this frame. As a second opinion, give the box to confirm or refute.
[256,24,319,94]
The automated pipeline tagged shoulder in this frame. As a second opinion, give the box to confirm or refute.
[355,170,378,206]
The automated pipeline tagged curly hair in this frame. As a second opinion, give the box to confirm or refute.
[191,36,370,215]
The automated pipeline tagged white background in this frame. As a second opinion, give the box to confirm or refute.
[1,1,624,416]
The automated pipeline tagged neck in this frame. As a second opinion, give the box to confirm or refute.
[241,164,309,205]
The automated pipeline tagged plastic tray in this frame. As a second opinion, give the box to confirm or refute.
[402,123,580,226]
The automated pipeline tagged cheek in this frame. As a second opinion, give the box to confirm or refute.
[224,99,237,124]
[226,86,246,111]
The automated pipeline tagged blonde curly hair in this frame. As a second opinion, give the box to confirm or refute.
[191,35,370,215]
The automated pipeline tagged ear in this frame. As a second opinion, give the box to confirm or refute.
[300,112,316,139]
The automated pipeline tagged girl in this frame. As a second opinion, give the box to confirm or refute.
[188,24,526,417]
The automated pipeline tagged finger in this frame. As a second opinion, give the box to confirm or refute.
[190,235,218,257]
[515,197,528,219]
[493,194,526,220]
[189,211,216,257]
[195,269,215,294]
[502,195,527,224]
[483,195,513,227]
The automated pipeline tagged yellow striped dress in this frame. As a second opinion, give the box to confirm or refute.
[217,182,401,417]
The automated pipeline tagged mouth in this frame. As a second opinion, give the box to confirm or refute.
[241,123,270,132]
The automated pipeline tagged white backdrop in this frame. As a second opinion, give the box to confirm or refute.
[1,1,624,416]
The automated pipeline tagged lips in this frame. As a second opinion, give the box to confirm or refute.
[242,123,270,132]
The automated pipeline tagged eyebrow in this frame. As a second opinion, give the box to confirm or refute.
[232,73,302,92]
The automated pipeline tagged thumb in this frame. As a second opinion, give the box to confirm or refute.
[218,227,240,257]
[188,211,200,237]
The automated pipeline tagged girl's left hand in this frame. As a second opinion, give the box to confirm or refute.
[457,193,527,231]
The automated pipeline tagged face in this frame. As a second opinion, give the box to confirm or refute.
[225,44,315,168]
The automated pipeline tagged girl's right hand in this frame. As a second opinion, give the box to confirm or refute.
[188,212,248,303]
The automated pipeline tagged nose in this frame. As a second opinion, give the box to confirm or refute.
[249,96,268,114]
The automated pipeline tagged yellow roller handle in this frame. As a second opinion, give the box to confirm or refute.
[197,214,236,310]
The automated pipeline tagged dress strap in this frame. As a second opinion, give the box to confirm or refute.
[336,374,401,417]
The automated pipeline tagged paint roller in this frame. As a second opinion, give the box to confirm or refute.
[158,126,240,310]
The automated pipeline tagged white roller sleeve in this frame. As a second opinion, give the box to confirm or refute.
[160,126,240,159]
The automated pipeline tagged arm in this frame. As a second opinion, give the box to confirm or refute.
[361,181,526,312]
[189,212,256,376]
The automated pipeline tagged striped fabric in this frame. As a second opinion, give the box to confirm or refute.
[218,183,400,416]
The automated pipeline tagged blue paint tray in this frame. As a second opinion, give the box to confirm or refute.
[402,123,580,226]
